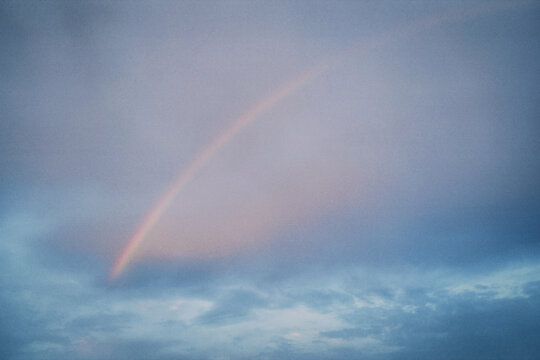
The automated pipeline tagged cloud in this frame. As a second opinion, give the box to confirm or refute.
[322,327,382,340]
[195,289,268,325]
[381,284,540,360]
[1,1,540,359]
[66,313,136,335]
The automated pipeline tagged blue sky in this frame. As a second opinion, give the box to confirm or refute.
[1,1,540,359]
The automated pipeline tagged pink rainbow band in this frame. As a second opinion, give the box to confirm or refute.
[109,0,525,281]
[109,64,327,280]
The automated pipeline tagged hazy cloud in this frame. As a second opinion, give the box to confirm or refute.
[1,0,539,358]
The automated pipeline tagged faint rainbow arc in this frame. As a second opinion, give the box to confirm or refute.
[110,0,531,281]
[109,63,327,280]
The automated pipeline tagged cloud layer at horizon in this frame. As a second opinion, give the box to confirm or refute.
[1,1,539,359]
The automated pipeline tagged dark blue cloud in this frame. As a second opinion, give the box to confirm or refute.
[322,327,382,340]
[316,281,540,360]
[66,313,136,335]
[384,287,540,360]
[196,289,268,325]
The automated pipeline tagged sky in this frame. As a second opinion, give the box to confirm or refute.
[1,0,540,359]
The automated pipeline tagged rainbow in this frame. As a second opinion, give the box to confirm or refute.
[109,63,327,280]
[110,0,529,281]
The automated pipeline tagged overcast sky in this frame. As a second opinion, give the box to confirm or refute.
[1,1,540,359]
